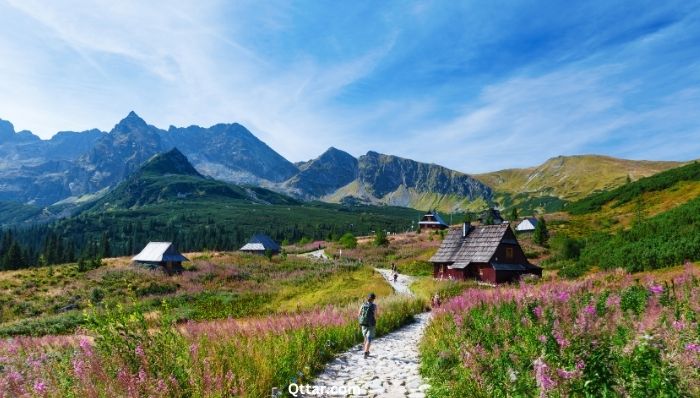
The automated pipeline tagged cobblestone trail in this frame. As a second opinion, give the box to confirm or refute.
[304,269,431,397]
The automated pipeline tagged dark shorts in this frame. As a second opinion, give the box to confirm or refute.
[361,325,376,342]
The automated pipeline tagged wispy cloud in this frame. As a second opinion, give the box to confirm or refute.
[0,1,698,172]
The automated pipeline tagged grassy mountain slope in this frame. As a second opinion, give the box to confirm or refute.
[550,161,700,237]
[476,155,683,201]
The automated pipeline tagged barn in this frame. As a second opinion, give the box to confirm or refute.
[132,242,189,275]
[516,217,538,232]
[239,233,281,255]
[430,223,541,284]
[418,211,449,231]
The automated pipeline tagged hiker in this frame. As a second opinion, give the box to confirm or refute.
[391,262,397,273]
[432,293,441,308]
[358,293,377,358]
[393,272,398,283]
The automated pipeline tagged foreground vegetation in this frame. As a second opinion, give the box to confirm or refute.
[1,294,423,397]
[421,265,700,397]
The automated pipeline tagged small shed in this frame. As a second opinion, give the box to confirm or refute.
[430,223,541,284]
[240,234,281,255]
[418,211,449,231]
[479,208,504,225]
[132,242,189,274]
[516,217,538,232]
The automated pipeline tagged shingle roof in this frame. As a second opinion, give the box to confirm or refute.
[240,234,280,252]
[132,242,189,263]
[419,211,448,227]
[430,224,510,264]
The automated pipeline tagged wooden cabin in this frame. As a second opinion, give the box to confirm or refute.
[430,223,541,284]
[516,217,538,232]
[479,208,504,225]
[239,233,281,255]
[418,211,449,231]
[132,242,189,275]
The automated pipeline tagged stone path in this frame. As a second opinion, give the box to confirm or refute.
[298,249,330,260]
[303,269,431,397]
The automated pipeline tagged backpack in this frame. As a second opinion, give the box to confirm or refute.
[358,302,375,326]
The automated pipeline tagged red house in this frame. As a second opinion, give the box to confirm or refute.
[430,223,541,284]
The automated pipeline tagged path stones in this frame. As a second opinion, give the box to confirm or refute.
[302,270,431,397]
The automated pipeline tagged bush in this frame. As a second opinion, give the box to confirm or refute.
[374,230,389,247]
[338,232,357,249]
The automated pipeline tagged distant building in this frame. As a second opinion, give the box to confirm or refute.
[516,217,538,232]
[132,242,189,274]
[240,234,281,255]
[418,211,449,231]
[430,223,541,284]
[479,208,504,225]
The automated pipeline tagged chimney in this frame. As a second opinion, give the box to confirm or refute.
[462,222,469,238]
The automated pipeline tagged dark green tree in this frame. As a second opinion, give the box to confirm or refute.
[101,233,111,259]
[510,207,518,221]
[533,217,549,246]
[374,229,389,247]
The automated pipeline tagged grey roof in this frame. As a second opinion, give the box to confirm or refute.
[240,233,280,252]
[430,224,510,264]
[132,242,189,263]
[419,211,448,227]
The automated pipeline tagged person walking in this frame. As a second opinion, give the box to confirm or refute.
[358,293,377,358]
[432,293,442,308]
[393,272,398,283]
[391,262,397,273]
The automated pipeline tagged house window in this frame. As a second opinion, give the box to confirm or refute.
[505,247,514,259]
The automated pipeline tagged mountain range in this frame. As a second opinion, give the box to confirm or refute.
[0,112,688,214]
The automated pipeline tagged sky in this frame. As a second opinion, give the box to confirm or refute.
[0,0,699,173]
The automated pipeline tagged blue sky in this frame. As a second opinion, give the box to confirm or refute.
[0,0,699,172]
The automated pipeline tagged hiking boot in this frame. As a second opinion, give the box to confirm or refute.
[364,351,370,358]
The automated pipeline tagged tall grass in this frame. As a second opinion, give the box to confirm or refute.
[0,296,424,397]
[421,265,700,397]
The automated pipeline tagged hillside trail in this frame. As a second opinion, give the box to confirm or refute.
[304,269,431,397]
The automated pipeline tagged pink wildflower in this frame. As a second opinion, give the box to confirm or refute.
[557,368,580,380]
[135,345,145,358]
[556,291,570,302]
[584,304,596,316]
[606,295,621,308]
[72,358,87,378]
[539,335,547,343]
[533,306,543,319]
[533,357,556,396]
[686,343,700,353]
[649,284,664,295]
[33,380,47,394]
[673,320,685,331]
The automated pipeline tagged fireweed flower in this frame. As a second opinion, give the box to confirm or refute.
[556,291,570,302]
[533,306,543,319]
[649,284,664,295]
[533,357,556,396]
[606,295,621,308]
[673,320,686,331]
[686,343,700,353]
[33,380,47,394]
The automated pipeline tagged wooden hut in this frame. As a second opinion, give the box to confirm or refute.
[239,234,281,255]
[132,242,189,275]
[430,223,541,284]
[516,217,538,232]
[418,211,449,231]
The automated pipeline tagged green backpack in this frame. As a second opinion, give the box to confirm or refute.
[358,302,375,326]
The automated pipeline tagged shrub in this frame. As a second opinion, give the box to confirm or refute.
[338,232,358,249]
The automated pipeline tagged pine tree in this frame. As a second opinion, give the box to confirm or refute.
[101,233,111,259]
[510,207,518,221]
[4,241,24,270]
[533,217,549,246]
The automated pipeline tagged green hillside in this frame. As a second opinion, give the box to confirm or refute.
[567,161,700,215]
